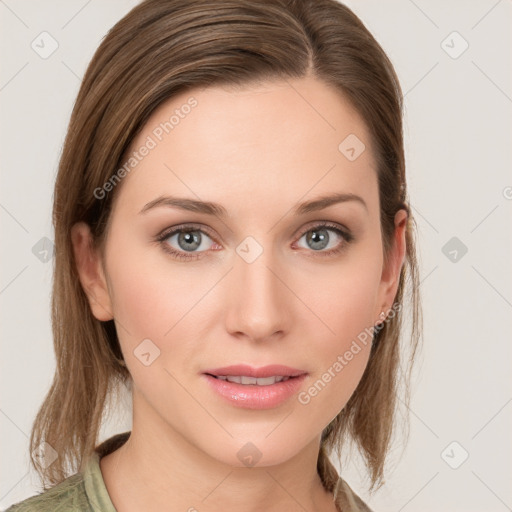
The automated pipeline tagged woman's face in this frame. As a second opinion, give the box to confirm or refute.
[73,75,406,467]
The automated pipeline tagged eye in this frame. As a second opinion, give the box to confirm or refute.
[294,222,353,256]
[155,221,354,262]
[156,224,219,261]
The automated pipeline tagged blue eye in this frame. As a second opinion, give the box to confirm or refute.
[156,224,217,261]
[294,222,353,256]
[155,221,354,262]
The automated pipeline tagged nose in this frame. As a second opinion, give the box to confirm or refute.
[224,243,292,343]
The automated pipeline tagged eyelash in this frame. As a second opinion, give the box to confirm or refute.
[155,222,354,262]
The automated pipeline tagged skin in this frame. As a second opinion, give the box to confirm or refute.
[72,74,407,512]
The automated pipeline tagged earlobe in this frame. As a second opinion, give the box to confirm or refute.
[375,209,408,322]
[70,221,114,322]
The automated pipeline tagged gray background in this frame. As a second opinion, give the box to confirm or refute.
[1,1,511,510]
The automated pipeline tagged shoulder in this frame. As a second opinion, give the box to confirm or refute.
[334,477,375,512]
[5,432,130,512]
[4,472,91,512]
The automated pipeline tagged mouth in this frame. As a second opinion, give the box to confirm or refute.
[204,374,299,386]
[201,364,308,409]
[202,363,307,380]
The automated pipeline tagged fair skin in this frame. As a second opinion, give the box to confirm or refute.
[72,74,407,512]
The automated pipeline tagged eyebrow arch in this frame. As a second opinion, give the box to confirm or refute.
[139,192,367,217]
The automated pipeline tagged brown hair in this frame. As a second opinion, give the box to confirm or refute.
[30,0,422,495]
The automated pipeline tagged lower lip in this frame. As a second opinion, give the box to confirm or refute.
[202,374,307,410]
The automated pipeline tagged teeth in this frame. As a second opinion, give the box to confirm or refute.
[215,375,291,385]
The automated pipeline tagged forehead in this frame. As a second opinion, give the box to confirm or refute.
[111,75,378,219]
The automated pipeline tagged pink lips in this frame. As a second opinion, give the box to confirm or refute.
[203,364,307,378]
[201,364,308,410]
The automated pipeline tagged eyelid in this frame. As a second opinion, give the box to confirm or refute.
[156,220,350,244]
[156,222,218,242]
[294,219,351,239]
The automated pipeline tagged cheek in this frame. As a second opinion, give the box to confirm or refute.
[300,249,382,343]
[295,294,374,427]
[105,262,206,401]
[104,237,226,385]
[292,249,381,414]
[109,267,173,335]
[105,223,205,328]
[103,232,199,357]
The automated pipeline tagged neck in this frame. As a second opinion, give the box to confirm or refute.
[99,389,338,512]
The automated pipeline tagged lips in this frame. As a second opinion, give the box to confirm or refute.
[201,364,309,409]
[202,364,307,379]
[202,372,308,409]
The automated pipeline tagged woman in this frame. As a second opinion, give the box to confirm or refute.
[7,0,421,510]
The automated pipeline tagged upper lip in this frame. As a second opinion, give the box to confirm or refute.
[203,364,307,378]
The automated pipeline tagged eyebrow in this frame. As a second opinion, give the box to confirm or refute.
[138,192,367,217]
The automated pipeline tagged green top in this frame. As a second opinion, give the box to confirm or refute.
[5,432,373,511]
[5,441,119,512]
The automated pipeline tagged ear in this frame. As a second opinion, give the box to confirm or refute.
[70,221,114,322]
[374,208,408,323]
